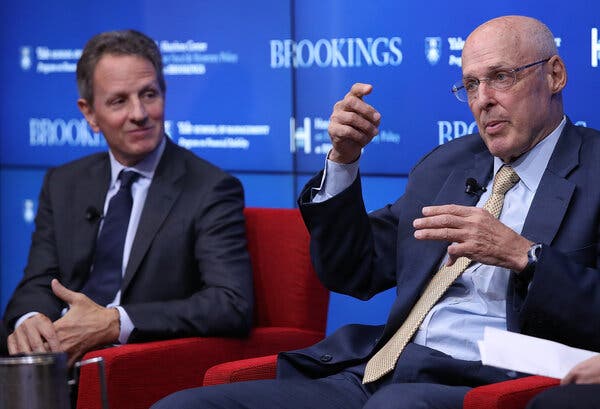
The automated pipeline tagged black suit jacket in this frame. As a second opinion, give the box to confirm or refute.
[3,138,253,342]
[283,119,600,380]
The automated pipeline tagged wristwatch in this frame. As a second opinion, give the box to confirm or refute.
[521,242,542,277]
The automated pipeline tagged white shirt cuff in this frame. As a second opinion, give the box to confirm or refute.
[114,306,134,344]
[15,312,40,329]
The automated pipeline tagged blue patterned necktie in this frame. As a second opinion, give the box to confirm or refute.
[82,170,139,305]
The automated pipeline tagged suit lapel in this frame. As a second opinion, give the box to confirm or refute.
[69,155,110,284]
[521,121,579,245]
[387,146,494,334]
[122,140,185,292]
[433,149,493,207]
[415,148,494,285]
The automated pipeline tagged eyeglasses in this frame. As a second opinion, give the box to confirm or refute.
[451,58,551,102]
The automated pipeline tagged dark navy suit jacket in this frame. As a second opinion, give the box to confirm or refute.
[284,119,600,381]
[3,138,253,343]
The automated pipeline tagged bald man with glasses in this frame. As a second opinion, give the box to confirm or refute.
[153,15,600,409]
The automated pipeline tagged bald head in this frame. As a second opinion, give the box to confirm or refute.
[459,15,567,163]
[464,16,557,65]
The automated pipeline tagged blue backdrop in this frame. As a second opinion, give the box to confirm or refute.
[1,0,598,334]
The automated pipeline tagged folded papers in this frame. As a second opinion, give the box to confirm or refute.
[477,327,598,379]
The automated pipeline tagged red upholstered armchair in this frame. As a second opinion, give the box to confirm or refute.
[76,207,329,409]
[203,355,559,409]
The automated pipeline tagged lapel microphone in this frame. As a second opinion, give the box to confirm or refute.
[465,178,487,197]
[85,206,103,222]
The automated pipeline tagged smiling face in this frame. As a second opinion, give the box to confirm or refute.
[78,54,165,166]
[461,16,566,163]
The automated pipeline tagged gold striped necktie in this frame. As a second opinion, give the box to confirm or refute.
[362,165,520,384]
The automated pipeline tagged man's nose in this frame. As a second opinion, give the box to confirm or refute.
[473,81,497,110]
[129,98,148,123]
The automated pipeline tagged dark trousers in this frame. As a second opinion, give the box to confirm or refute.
[151,343,516,409]
[527,384,600,409]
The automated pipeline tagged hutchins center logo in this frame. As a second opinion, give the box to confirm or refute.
[270,36,403,68]
[159,40,238,75]
[291,116,400,155]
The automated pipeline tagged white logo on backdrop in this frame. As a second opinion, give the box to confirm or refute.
[164,120,173,137]
[19,40,238,76]
[20,47,32,71]
[592,28,600,67]
[33,47,80,74]
[271,37,403,68]
[437,120,478,145]
[23,199,35,223]
[290,117,400,155]
[425,37,442,65]
[444,37,561,68]
[175,121,267,150]
[290,117,313,154]
[160,40,238,76]
[447,37,465,67]
[29,118,105,147]
[437,117,585,146]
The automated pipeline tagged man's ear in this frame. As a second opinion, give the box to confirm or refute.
[77,98,100,132]
[547,55,567,95]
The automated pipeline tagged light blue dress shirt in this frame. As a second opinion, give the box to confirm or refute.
[313,117,565,361]
[15,136,166,345]
[106,136,166,343]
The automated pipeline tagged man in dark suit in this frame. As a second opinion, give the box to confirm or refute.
[1,30,253,365]
[151,15,600,409]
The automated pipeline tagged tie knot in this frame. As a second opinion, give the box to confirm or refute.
[492,166,520,196]
[119,170,139,190]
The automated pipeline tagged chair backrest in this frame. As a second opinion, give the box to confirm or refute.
[244,207,329,334]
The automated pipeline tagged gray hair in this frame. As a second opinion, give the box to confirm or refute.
[76,29,165,104]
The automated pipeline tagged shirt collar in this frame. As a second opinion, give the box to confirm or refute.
[493,115,566,193]
[108,135,166,187]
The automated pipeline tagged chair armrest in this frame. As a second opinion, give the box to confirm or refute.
[202,358,560,408]
[203,354,278,386]
[463,376,559,409]
[77,327,323,409]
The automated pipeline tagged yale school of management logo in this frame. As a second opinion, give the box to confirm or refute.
[425,37,442,65]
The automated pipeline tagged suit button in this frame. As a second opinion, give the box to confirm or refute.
[320,354,333,362]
